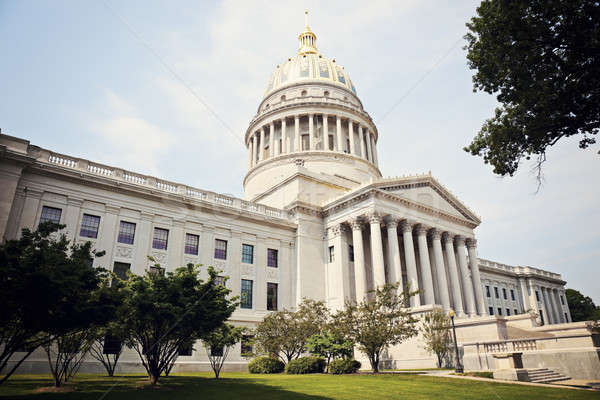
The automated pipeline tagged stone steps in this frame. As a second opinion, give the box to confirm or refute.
[526,368,570,384]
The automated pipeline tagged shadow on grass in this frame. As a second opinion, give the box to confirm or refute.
[0,374,333,400]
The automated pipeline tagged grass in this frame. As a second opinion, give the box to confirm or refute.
[0,372,596,400]
[451,371,494,379]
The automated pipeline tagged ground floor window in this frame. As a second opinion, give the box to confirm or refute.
[241,279,253,309]
[488,307,493,315]
[267,282,278,311]
[241,335,253,357]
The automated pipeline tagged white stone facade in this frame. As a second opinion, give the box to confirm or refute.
[0,20,580,374]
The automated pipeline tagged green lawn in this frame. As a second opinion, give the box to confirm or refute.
[0,372,596,400]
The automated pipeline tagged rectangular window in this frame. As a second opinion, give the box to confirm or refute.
[328,135,334,150]
[241,279,253,309]
[185,233,199,255]
[267,248,278,268]
[39,206,62,225]
[539,310,545,325]
[152,228,169,250]
[497,307,502,316]
[494,287,499,299]
[117,221,136,244]
[80,214,101,238]
[506,308,511,316]
[502,288,507,300]
[514,309,518,316]
[564,312,568,322]
[241,335,253,357]
[489,307,494,315]
[215,276,226,286]
[242,244,254,264]
[535,291,540,302]
[486,285,490,297]
[267,282,278,311]
[560,295,565,305]
[113,262,130,281]
[348,245,354,262]
[214,239,227,260]
[302,134,309,150]
[328,246,335,263]
[510,289,515,301]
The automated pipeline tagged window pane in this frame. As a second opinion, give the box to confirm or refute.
[215,276,226,286]
[241,279,253,309]
[185,233,199,255]
[152,228,169,250]
[117,221,136,244]
[242,244,254,264]
[39,206,62,225]
[113,262,130,281]
[267,249,278,268]
[215,239,227,260]
[267,282,278,311]
[80,214,101,238]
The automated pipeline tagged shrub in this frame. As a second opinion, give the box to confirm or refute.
[329,359,361,374]
[247,356,285,374]
[286,356,326,374]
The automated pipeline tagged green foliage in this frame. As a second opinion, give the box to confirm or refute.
[0,222,118,385]
[247,357,285,374]
[286,356,326,374]
[464,0,600,180]
[253,299,328,362]
[328,359,361,374]
[565,288,600,322]
[306,331,353,371]
[420,309,453,368]
[335,284,419,373]
[202,324,245,379]
[121,261,237,385]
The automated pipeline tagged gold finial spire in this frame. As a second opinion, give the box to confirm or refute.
[298,10,317,55]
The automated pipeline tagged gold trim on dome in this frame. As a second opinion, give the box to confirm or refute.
[298,10,318,55]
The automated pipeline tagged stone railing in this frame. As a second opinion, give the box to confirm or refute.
[479,258,563,281]
[39,150,292,223]
[483,339,538,354]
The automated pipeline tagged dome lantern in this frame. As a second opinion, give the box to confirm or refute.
[298,10,317,55]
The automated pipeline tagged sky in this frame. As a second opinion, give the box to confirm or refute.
[1,1,598,303]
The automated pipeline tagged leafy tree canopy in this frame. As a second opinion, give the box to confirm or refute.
[464,0,600,181]
[0,222,116,384]
[565,288,600,322]
[420,309,452,368]
[122,262,237,385]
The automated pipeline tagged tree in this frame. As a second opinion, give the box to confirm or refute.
[336,284,418,373]
[420,309,452,368]
[253,299,328,363]
[306,331,353,372]
[122,261,237,385]
[202,324,245,379]
[565,288,600,322]
[464,0,600,183]
[0,223,116,385]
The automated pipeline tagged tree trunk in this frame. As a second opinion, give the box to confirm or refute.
[149,373,159,385]
[437,354,442,368]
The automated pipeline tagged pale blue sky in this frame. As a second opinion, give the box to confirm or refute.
[1,1,598,302]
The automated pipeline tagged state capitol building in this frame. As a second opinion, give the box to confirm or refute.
[0,16,582,374]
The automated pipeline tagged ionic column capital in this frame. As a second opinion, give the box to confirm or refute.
[454,235,466,246]
[429,228,442,240]
[442,231,455,244]
[367,212,382,224]
[415,224,428,236]
[466,238,478,249]
[349,217,363,231]
[399,220,413,233]
[384,216,400,229]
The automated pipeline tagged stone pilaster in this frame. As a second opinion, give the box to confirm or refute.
[416,224,435,305]
[400,220,420,307]
[358,124,366,159]
[444,232,464,317]
[294,115,300,152]
[456,236,476,317]
[467,239,487,316]
[348,120,355,155]
[369,213,386,289]
[350,218,367,302]
[385,217,403,291]
[259,127,265,161]
[365,130,372,162]
[430,229,450,312]
[336,115,343,152]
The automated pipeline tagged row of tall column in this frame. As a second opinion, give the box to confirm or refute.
[541,286,569,324]
[344,213,487,317]
[522,279,570,325]
[246,113,378,168]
